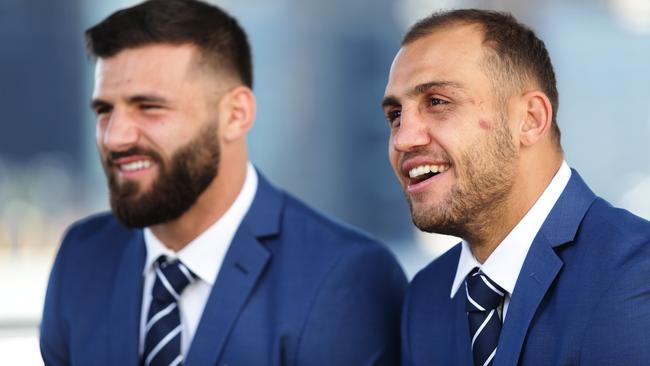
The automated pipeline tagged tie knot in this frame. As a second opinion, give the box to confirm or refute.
[465,268,505,312]
[151,256,197,303]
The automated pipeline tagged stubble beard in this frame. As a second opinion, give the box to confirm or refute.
[104,123,221,228]
[408,115,518,241]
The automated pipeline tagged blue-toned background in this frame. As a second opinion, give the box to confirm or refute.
[1,0,649,362]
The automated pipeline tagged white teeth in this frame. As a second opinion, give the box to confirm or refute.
[408,164,450,178]
[120,160,152,172]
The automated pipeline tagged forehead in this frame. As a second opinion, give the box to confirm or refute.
[385,23,489,97]
[93,44,199,94]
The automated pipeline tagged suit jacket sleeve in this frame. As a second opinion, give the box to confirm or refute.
[40,225,77,365]
[293,243,407,366]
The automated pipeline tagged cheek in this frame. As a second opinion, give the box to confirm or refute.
[95,121,107,146]
[387,145,400,176]
[388,136,398,161]
[478,119,491,130]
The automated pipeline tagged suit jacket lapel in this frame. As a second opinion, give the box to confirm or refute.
[185,170,281,366]
[494,169,596,366]
[494,235,562,366]
[185,226,270,365]
[108,230,146,366]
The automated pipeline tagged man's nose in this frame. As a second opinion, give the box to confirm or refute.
[100,109,139,151]
[392,109,431,152]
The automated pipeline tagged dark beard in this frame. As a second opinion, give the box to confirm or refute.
[104,123,220,228]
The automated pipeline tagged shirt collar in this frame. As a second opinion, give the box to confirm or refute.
[450,160,571,298]
[143,162,258,285]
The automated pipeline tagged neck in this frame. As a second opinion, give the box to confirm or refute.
[467,156,563,263]
[151,157,248,252]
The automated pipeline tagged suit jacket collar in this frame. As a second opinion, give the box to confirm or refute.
[493,169,596,365]
[239,168,283,238]
[539,169,596,247]
[185,170,282,365]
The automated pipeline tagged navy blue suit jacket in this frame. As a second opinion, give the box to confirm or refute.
[41,172,407,365]
[402,170,650,365]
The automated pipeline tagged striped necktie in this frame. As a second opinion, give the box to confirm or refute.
[142,256,197,366]
[465,267,506,366]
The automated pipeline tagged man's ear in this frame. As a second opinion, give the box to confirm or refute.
[518,90,552,147]
[219,86,256,142]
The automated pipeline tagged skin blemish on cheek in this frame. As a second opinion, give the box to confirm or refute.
[478,119,491,130]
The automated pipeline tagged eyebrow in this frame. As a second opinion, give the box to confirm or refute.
[381,80,466,109]
[90,99,110,111]
[90,94,170,111]
[381,96,400,109]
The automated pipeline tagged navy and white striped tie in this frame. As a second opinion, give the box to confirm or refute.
[465,267,506,366]
[143,256,196,366]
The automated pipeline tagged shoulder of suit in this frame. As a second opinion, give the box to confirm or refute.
[582,197,650,247]
[279,191,386,249]
[59,212,138,254]
[555,196,650,284]
[65,211,124,235]
[271,190,408,277]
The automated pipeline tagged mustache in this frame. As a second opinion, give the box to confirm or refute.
[105,147,163,166]
[399,149,453,166]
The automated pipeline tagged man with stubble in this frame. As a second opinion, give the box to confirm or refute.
[383,9,650,366]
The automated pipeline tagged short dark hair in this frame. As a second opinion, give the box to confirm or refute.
[404,9,560,146]
[85,0,253,88]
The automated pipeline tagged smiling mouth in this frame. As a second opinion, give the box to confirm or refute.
[107,155,158,178]
[407,164,450,185]
[118,159,153,173]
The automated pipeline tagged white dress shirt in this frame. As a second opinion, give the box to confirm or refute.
[450,161,571,320]
[139,162,258,356]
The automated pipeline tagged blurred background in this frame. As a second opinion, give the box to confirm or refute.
[1,0,649,363]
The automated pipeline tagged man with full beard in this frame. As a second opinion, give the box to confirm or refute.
[382,9,650,366]
[40,1,406,365]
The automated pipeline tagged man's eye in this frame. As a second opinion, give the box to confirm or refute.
[140,104,161,111]
[429,98,448,106]
[386,110,401,126]
[95,106,112,116]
